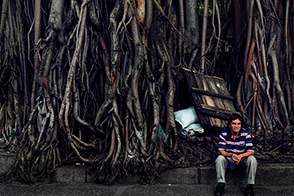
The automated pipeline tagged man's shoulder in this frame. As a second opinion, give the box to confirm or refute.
[240,129,252,136]
[220,129,229,136]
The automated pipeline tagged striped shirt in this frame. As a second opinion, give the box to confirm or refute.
[218,129,254,154]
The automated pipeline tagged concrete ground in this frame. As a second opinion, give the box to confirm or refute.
[1,182,294,196]
[1,152,294,196]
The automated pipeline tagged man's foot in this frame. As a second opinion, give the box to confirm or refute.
[245,184,254,196]
[214,183,225,196]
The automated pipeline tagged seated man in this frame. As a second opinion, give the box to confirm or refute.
[214,113,257,196]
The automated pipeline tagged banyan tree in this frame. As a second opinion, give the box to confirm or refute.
[0,0,293,184]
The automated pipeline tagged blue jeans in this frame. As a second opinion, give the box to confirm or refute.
[215,155,257,184]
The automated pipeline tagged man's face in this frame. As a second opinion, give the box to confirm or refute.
[230,119,241,134]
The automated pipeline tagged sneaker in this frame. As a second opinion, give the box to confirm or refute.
[214,183,225,196]
[245,184,254,196]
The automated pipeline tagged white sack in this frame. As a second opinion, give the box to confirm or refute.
[174,106,199,129]
[183,123,204,135]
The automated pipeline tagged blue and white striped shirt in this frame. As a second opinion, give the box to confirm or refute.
[218,129,254,154]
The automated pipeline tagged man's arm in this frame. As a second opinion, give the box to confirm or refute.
[234,131,255,163]
[219,150,254,164]
[218,149,232,157]
[234,150,254,164]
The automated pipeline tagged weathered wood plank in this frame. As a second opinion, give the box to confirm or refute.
[191,87,234,100]
[181,67,238,128]
[200,104,241,118]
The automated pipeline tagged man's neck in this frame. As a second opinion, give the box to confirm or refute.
[231,131,238,140]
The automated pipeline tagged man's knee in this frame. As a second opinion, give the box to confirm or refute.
[215,155,226,164]
[246,155,257,166]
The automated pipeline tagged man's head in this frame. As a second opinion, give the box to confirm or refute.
[227,113,245,134]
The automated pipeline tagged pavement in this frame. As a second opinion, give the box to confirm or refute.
[1,152,294,196]
[1,182,294,196]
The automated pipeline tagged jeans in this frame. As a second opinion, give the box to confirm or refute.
[215,155,257,184]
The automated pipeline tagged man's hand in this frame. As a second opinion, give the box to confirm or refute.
[231,154,242,164]
[218,150,253,165]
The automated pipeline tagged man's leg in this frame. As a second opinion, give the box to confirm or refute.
[246,155,257,184]
[215,155,228,196]
[245,155,257,196]
[215,155,228,183]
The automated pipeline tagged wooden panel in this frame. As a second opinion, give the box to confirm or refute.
[191,87,234,100]
[182,67,239,128]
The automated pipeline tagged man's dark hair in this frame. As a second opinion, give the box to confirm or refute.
[226,113,246,130]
